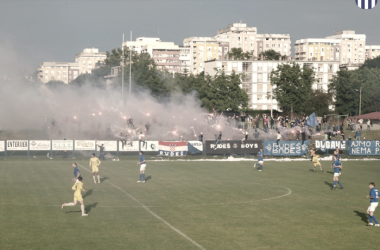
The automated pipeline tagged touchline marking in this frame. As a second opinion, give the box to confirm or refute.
[77,164,206,250]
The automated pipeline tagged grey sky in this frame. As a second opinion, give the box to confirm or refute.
[0,0,379,75]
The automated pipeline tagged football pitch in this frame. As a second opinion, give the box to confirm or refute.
[0,157,379,250]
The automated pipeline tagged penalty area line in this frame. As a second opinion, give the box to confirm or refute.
[77,164,206,250]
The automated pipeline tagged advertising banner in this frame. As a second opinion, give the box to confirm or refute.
[7,140,28,151]
[205,140,261,155]
[0,141,4,152]
[315,140,346,152]
[30,140,51,151]
[52,140,74,151]
[188,141,203,154]
[347,140,380,156]
[264,140,310,156]
[158,141,187,156]
[97,141,118,152]
[75,140,96,151]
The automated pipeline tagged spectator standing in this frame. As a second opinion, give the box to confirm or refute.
[356,129,361,140]
[367,119,371,131]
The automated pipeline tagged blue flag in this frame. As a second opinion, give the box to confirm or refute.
[306,112,319,128]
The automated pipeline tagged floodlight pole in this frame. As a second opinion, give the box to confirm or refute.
[122,34,124,102]
[359,87,362,116]
[129,31,132,100]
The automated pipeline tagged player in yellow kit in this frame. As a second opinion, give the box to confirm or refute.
[312,152,323,173]
[89,153,101,183]
[61,176,88,216]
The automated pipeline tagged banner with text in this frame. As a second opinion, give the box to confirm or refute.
[0,141,4,152]
[97,141,118,151]
[205,140,262,155]
[158,141,187,156]
[264,140,310,156]
[30,140,51,151]
[119,141,158,152]
[75,140,95,151]
[315,140,346,152]
[188,141,203,154]
[7,140,28,151]
[347,140,380,156]
[52,140,73,151]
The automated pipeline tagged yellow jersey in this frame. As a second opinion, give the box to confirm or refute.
[89,157,101,167]
[72,181,84,196]
[312,155,319,163]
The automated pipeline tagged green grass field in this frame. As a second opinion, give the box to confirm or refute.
[0,157,379,250]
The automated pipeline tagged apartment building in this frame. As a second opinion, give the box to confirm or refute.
[325,30,366,65]
[294,39,341,61]
[37,62,79,84]
[179,46,191,74]
[75,48,107,75]
[124,37,180,74]
[183,37,220,74]
[205,60,339,110]
[365,45,380,59]
[214,23,291,58]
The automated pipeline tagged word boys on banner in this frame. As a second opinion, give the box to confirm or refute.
[158,141,187,156]
[315,140,346,152]
[347,140,380,156]
[205,140,261,155]
[264,141,310,156]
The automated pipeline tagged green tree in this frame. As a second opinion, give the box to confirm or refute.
[270,63,316,113]
[258,50,287,60]
[226,48,253,60]
[359,56,380,70]
[302,89,333,116]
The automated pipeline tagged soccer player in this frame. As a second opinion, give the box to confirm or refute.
[312,153,323,173]
[367,182,379,226]
[255,148,265,171]
[72,163,81,182]
[61,176,88,216]
[310,148,315,161]
[137,151,146,183]
[331,156,343,190]
[89,153,101,184]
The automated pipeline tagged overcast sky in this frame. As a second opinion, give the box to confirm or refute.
[0,0,379,75]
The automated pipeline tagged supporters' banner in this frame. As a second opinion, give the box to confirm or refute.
[347,140,380,156]
[158,141,187,156]
[140,141,158,152]
[7,140,28,150]
[315,140,346,152]
[75,140,95,151]
[52,140,73,151]
[264,140,310,156]
[0,141,4,152]
[97,141,117,151]
[188,141,203,154]
[30,140,51,151]
[205,140,261,155]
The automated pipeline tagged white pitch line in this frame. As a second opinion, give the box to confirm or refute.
[77,164,207,250]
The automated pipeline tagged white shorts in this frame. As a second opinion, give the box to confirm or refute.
[258,161,264,164]
[368,202,378,212]
[140,164,146,171]
[334,173,340,177]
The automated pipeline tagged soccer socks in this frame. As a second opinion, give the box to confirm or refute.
[372,215,379,224]
[93,176,96,183]
[97,175,100,183]
[65,203,75,206]
[81,205,85,215]
[259,165,263,170]
[337,181,342,188]
[139,174,142,181]
[333,181,336,187]
[142,173,145,181]
[368,214,373,223]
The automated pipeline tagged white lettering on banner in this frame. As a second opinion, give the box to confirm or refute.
[240,143,258,149]
[273,143,301,154]
[376,141,380,147]
[52,140,73,151]
[316,141,321,148]
[30,140,51,151]
[376,148,379,154]
[0,141,4,152]
[7,140,28,150]
[159,150,185,156]
[315,140,346,150]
